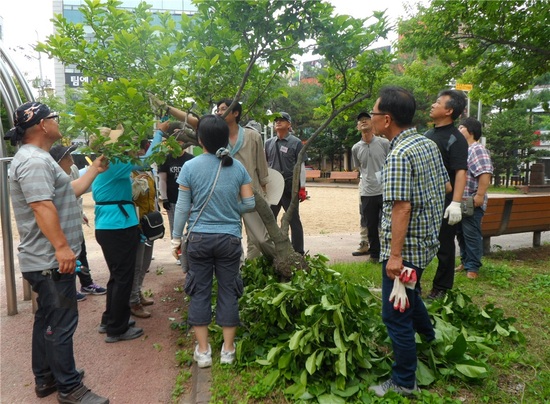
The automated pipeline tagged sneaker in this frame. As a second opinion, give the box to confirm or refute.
[176,259,181,265]
[35,369,85,398]
[76,292,87,302]
[194,344,212,368]
[81,283,107,295]
[58,383,109,404]
[104,327,144,343]
[97,319,136,334]
[352,241,370,256]
[130,303,151,318]
[467,271,478,279]
[455,264,465,272]
[220,343,236,365]
[140,292,154,306]
[369,379,419,397]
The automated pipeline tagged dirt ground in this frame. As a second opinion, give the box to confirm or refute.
[0,185,361,404]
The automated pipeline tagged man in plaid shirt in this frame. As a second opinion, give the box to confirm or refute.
[455,117,493,279]
[368,86,450,398]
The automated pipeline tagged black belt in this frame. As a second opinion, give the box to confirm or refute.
[95,200,134,219]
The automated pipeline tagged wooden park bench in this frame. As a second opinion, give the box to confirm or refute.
[481,195,550,254]
[329,171,359,182]
[306,170,321,181]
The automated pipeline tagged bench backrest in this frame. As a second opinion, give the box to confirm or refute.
[482,195,550,237]
[306,170,321,179]
[329,171,358,179]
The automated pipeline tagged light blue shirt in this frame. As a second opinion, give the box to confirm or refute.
[174,153,251,238]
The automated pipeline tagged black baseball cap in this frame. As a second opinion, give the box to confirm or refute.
[357,112,371,120]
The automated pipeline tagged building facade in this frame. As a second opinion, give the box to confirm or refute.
[53,0,197,99]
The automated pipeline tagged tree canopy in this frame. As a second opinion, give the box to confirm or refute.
[398,0,550,102]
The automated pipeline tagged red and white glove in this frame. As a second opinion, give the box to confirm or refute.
[298,187,307,202]
[389,278,410,312]
[399,267,417,290]
[171,238,181,260]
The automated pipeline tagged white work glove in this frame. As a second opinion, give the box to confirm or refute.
[399,267,417,290]
[389,278,410,312]
[444,201,462,225]
[171,238,182,260]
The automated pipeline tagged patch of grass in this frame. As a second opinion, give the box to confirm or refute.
[197,246,549,403]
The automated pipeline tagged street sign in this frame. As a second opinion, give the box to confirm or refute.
[456,83,473,91]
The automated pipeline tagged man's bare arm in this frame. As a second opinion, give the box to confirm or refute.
[386,200,411,279]
[29,200,76,274]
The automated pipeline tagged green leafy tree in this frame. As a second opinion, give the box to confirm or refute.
[398,0,550,103]
[37,0,392,275]
[485,109,537,186]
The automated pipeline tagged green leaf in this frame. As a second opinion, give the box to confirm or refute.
[456,360,489,378]
[416,360,436,386]
[318,394,346,404]
[261,369,280,388]
[494,323,510,337]
[289,329,305,350]
[305,351,317,375]
[445,333,467,361]
[336,351,347,376]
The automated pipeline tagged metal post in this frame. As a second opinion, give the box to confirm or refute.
[1,158,18,315]
[477,99,482,122]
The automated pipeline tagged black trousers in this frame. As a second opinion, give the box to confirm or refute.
[76,239,93,288]
[360,195,383,258]
[271,191,304,254]
[432,199,458,292]
[96,226,139,336]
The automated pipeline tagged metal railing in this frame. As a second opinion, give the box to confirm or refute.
[1,44,37,315]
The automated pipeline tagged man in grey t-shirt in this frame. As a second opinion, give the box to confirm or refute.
[265,112,306,255]
[5,102,109,403]
[351,112,390,260]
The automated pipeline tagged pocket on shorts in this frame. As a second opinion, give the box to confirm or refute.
[184,272,196,296]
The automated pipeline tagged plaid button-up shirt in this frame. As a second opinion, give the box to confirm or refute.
[380,128,449,268]
[464,142,493,210]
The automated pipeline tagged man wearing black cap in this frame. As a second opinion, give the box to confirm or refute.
[351,112,390,260]
[265,112,306,255]
[5,102,109,403]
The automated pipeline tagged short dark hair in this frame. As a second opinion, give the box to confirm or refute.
[197,115,233,166]
[460,117,482,141]
[216,99,242,124]
[377,86,416,127]
[438,89,467,120]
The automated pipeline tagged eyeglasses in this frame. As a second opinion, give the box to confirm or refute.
[368,111,388,116]
[45,115,60,124]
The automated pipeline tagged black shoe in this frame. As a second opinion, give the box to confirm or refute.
[35,369,85,398]
[97,319,136,334]
[58,383,109,404]
[104,326,143,343]
[427,289,446,300]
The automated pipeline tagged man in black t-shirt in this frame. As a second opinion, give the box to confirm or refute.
[425,89,468,299]
[158,121,195,241]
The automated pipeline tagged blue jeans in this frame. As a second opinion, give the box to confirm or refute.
[185,232,243,327]
[457,207,484,273]
[23,270,81,394]
[381,260,434,389]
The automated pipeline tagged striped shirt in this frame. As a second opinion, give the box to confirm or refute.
[464,142,493,211]
[380,128,449,268]
[9,144,82,272]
